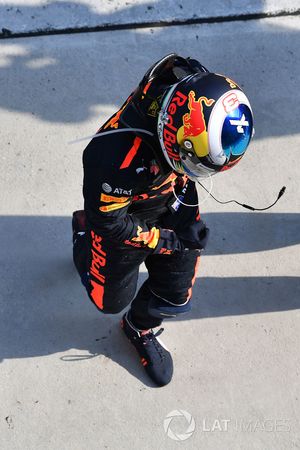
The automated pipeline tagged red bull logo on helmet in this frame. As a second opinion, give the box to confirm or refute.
[177,91,215,157]
[183,92,215,136]
[161,90,188,162]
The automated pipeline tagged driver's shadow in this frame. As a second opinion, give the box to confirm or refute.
[0,214,299,386]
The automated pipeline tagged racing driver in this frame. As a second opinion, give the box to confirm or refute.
[72,53,254,387]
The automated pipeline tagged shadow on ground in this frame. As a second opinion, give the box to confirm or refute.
[0,214,299,385]
[1,1,299,385]
[0,0,299,140]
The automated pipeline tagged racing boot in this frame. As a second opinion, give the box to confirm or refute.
[121,311,173,387]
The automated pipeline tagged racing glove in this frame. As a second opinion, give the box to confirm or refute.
[153,220,209,254]
[176,220,210,251]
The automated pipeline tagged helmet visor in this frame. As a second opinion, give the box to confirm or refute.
[221,104,253,158]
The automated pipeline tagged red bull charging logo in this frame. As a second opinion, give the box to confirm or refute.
[177,91,215,157]
[162,90,188,162]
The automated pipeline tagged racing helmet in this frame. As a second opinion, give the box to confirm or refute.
[157,70,254,179]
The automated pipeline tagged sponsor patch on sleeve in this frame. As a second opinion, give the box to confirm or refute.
[100,193,130,203]
[99,200,131,212]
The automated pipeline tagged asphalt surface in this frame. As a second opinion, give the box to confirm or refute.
[0,2,299,449]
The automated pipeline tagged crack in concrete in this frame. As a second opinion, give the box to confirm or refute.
[1,7,300,40]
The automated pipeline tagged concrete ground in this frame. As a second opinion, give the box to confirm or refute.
[1,0,299,35]
[0,1,300,449]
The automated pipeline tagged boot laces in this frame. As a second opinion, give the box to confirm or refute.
[142,328,165,360]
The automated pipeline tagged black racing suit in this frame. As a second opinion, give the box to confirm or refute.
[73,55,208,329]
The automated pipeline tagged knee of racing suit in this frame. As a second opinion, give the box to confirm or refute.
[147,290,192,319]
[86,277,128,315]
